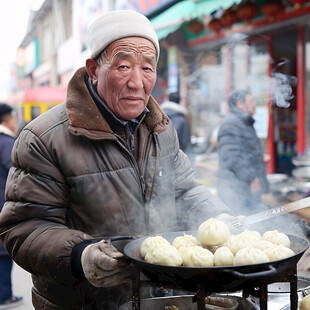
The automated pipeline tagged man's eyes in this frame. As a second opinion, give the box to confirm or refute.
[118,65,129,69]
[117,65,155,71]
[143,66,154,71]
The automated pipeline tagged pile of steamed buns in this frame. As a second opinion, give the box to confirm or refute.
[140,218,295,267]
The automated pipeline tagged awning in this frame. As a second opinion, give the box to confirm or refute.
[8,86,67,104]
[150,0,242,40]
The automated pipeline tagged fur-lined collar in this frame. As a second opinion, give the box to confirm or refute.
[66,67,168,134]
[0,124,15,137]
[160,101,188,116]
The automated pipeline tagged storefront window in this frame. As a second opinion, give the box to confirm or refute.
[248,39,270,151]
[187,47,227,153]
[247,30,298,174]
[232,43,248,91]
[271,30,297,173]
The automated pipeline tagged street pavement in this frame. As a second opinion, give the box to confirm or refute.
[11,263,33,309]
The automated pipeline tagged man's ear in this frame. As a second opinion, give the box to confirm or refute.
[86,59,98,84]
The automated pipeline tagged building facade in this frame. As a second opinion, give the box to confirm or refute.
[152,0,310,175]
[10,0,310,176]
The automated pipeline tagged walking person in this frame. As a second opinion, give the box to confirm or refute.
[0,103,22,309]
[217,90,270,216]
[161,92,193,157]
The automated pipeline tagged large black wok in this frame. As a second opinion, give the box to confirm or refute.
[123,231,309,293]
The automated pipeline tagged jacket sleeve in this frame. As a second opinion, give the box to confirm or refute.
[0,128,93,285]
[0,137,14,172]
[218,121,258,184]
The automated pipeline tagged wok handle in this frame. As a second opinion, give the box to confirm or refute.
[109,236,135,254]
[223,265,277,280]
[110,236,135,242]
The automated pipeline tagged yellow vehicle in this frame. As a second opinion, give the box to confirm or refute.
[8,86,67,127]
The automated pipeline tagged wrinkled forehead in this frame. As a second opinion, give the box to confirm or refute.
[105,37,157,62]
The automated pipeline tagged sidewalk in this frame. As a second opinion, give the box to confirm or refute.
[12,263,33,309]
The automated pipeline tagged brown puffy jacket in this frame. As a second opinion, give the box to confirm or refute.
[0,67,231,309]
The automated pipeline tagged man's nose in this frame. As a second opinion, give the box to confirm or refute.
[127,67,143,89]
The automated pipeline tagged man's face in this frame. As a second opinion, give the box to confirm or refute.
[237,94,256,116]
[90,37,157,120]
[1,114,18,136]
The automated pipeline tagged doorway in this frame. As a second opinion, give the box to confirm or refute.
[272,29,297,174]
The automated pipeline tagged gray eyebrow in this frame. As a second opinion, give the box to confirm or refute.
[113,51,156,64]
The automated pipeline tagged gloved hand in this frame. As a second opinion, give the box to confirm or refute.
[81,240,133,287]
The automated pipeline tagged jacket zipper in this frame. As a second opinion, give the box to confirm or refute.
[142,132,158,202]
[114,133,146,197]
[142,132,158,233]
[124,124,135,155]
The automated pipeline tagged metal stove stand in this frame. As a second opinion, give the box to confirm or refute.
[130,267,299,310]
[243,267,298,310]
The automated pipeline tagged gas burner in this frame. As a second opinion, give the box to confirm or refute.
[121,268,303,309]
[119,294,258,310]
[248,276,310,309]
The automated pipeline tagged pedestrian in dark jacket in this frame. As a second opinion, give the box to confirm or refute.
[161,92,193,157]
[0,103,22,309]
[0,11,237,310]
[217,90,270,216]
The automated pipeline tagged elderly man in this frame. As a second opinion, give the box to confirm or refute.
[0,10,233,310]
[217,90,270,216]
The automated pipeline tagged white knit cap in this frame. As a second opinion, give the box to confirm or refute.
[88,10,160,62]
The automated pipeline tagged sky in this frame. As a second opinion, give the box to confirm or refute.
[0,0,44,99]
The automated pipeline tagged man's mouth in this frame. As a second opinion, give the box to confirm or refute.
[122,96,144,101]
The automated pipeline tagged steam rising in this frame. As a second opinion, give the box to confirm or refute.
[247,214,307,238]
[271,72,297,108]
[183,32,306,239]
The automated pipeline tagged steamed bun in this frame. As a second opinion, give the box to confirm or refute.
[262,230,290,248]
[178,246,214,267]
[172,234,199,250]
[300,294,310,310]
[234,246,269,265]
[250,239,274,251]
[198,218,230,246]
[214,246,234,266]
[227,234,261,255]
[264,244,295,261]
[140,236,171,258]
[144,244,183,266]
[238,230,261,239]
